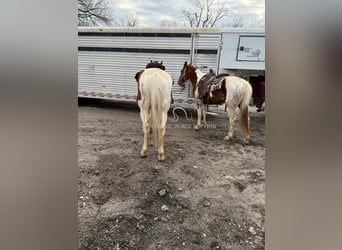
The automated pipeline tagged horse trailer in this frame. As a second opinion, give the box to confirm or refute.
[78,27,265,104]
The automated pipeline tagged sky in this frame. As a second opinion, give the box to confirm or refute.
[109,0,265,27]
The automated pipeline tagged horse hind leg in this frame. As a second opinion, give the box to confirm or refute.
[140,127,150,157]
[225,106,236,141]
[157,133,165,161]
[157,111,168,161]
[202,104,207,126]
[149,113,152,133]
[140,109,150,158]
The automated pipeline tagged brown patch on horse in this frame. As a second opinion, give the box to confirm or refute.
[204,79,227,105]
[135,70,144,101]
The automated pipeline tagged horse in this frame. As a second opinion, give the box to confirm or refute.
[134,65,173,161]
[177,61,253,144]
[249,75,265,112]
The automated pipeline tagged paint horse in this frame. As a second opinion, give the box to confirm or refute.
[135,61,173,161]
[177,61,252,144]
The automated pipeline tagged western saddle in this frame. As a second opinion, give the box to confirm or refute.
[196,69,229,105]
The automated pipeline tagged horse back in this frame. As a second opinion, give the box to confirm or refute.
[139,68,172,96]
[225,76,252,92]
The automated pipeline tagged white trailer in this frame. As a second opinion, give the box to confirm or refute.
[78,27,265,104]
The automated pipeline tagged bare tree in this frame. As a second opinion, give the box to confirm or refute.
[113,14,138,27]
[244,14,264,27]
[224,13,265,28]
[229,14,244,27]
[182,0,227,27]
[78,0,113,26]
[160,19,183,27]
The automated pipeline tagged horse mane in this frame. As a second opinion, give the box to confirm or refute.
[185,63,198,82]
[146,60,165,70]
[186,63,197,72]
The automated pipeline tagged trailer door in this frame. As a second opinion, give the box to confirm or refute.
[188,33,222,97]
[192,33,222,74]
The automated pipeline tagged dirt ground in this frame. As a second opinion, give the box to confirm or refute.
[78,98,265,250]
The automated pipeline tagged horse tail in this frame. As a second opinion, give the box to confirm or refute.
[239,82,253,136]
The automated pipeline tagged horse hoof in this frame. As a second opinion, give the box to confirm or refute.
[140,152,147,158]
[158,155,165,161]
[224,136,232,141]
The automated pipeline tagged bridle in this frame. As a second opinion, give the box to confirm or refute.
[178,65,189,91]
